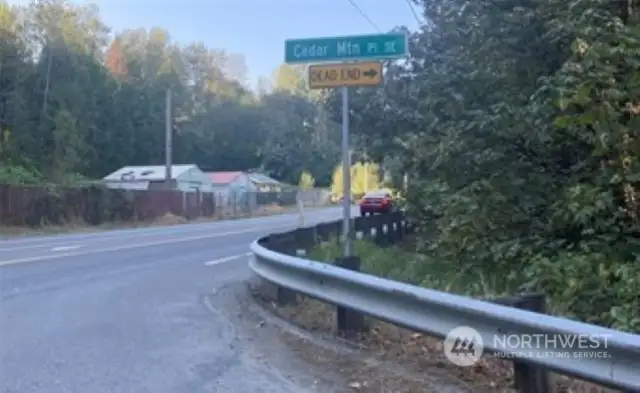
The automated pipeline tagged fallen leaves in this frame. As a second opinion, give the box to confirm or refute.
[258,291,627,393]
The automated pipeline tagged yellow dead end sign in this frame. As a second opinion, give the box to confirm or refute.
[307,61,382,89]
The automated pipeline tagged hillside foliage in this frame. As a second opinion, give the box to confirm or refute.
[324,0,640,332]
[0,0,339,186]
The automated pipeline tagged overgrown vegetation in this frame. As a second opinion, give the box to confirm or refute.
[0,0,340,186]
[322,1,640,333]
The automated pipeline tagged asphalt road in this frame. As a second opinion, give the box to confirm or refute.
[0,207,351,393]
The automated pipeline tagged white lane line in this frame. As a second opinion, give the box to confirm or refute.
[0,220,282,252]
[0,210,331,249]
[204,252,252,266]
[51,245,81,252]
[0,226,290,267]
[0,243,68,252]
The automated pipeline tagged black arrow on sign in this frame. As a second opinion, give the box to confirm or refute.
[363,68,378,78]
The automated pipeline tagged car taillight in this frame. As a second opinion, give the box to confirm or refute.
[382,197,391,205]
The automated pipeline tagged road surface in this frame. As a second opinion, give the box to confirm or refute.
[0,207,350,393]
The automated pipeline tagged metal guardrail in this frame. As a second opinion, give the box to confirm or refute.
[249,213,640,393]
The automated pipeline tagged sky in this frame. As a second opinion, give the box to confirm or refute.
[72,0,422,87]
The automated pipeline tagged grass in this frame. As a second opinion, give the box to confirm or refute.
[309,236,514,299]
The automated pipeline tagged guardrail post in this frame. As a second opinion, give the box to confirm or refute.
[360,215,371,239]
[331,221,342,247]
[363,216,370,240]
[398,216,406,240]
[353,216,363,240]
[395,213,404,242]
[265,234,298,306]
[294,227,316,254]
[387,213,400,244]
[374,215,391,247]
[335,256,366,336]
[316,223,331,243]
[512,293,550,393]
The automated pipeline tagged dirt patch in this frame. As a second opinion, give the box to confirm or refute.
[257,293,626,393]
[279,330,462,393]
[263,203,286,214]
[248,282,471,393]
[151,212,188,226]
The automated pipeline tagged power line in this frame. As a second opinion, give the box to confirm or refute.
[345,0,381,32]
[404,0,422,25]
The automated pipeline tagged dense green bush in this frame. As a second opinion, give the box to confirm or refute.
[310,236,639,333]
[322,1,640,333]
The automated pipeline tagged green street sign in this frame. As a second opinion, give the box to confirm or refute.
[284,32,408,64]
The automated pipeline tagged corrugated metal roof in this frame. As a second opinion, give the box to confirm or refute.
[248,173,281,185]
[103,165,196,181]
[206,171,243,185]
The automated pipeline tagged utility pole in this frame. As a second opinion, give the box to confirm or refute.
[165,88,172,184]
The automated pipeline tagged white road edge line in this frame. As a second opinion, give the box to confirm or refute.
[0,226,290,267]
[0,209,322,250]
[0,218,291,252]
[204,252,252,266]
[51,245,81,252]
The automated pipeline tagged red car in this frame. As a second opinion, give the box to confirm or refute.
[358,190,393,216]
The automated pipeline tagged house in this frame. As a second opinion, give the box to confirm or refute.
[205,171,257,207]
[247,172,283,192]
[102,164,214,192]
[206,171,256,194]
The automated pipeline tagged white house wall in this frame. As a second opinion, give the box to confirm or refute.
[176,167,215,193]
[209,174,257,208]
[104,181,150,190]
[228,174,256,193]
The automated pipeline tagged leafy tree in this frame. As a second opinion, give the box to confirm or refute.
[105,37,128,80]
[298,170,315,190]
[322,0,640,332]
[329,162,379,197]
[350,162,380,195]
[0,0,340,186]
[330,165,343,197]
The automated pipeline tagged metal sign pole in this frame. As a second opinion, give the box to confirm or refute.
[296,189,305,227]
[341,85,353,257]
[165,88,172,183]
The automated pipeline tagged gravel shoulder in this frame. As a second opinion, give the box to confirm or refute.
[248,285,625,393]
[245,280,485,393]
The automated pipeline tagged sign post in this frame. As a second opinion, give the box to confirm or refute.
[296,189,305,228]
[285,31,408,258]
[341,86,352,256]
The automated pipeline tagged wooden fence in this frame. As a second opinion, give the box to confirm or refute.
[0,184,216,227]
[0,184,330,228]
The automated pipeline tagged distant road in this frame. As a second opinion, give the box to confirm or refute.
[0,207,351,393]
